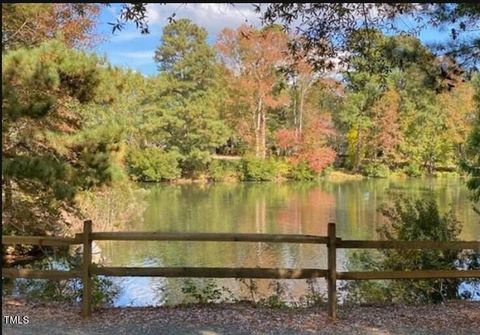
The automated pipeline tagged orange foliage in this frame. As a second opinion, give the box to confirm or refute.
[275,128,299,151]
[277,115,337,173]
[2,4,100,49]
[217,25,290,157]
[371,89,402,160]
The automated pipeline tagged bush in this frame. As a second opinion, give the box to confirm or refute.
[362,162,390,178]
[289,161,317,181]
[207,159,241,182]
[403,162,423,177]
[270,158,290,179]
[432,171,460,178]
[343,193,480,304]
[181,279,234,304]
[126,147,181,182]
[242,157,290,181]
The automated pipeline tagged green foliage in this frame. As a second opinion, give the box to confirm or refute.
[242,157,290,181]
[207,159,241,182]
[461,74,480,214]
[362,162,390,178]
[343,193,479,304]
[403,162,423,177]
[126,147,181,182]
[260,281,287,308]
[2,40,120,234]
[2,40,101,121]
[289,161,317,181]
[149,19,229,175]
[155,19,217,91]
[181,279,234,304]
[338,30,476,174]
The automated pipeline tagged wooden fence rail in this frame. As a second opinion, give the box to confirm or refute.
[2,221,479,320]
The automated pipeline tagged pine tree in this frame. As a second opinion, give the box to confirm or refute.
[2,40,119,234]
[149,19,229,175]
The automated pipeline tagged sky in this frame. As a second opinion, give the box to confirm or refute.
[94,4,261,76]
[93,4,463,77]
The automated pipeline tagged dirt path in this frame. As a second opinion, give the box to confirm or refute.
[2,300,479,335]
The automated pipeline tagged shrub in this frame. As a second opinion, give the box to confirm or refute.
[403,162,423,177]
[343,193,480,304]
[181,279,234,304]
[270,158,290,179]
[207,159,241,182]
[289,160,317,181]
[126,147,181,182]
[241,157,289,181]
[362,162,390,178]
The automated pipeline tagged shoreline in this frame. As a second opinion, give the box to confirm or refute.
[141,170,464,185]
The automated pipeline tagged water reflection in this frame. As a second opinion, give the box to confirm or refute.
[98,178,478,306]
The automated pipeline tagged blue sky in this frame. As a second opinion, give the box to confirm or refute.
[93,4,463,77]
[94,4,261,76]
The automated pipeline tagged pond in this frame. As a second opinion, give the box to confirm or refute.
[4,177,479,306]
[98,177,479,306]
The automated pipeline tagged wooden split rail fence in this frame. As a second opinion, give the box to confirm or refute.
[2,221,480,319]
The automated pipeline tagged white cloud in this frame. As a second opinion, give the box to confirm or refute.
[145,3,261,40]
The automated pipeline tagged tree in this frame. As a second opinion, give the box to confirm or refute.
[2,3,100,50]
[340,80,378,170]
[149,19,229,175]
[284,39,318,139]
[338,30,476,173]
[344,194,479,304]
[461,74,480,215]
[259,3,479,69]
[154,18,218,93]
[100,4,479,69]
[217,25,289,158]
[2,41,120,235]
[370,89,403,164]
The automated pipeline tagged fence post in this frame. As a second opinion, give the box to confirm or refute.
[82,220,92,318]
[327,222,337,320]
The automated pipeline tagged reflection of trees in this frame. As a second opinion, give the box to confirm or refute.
[97,179,479,305]
[275,185,335,236]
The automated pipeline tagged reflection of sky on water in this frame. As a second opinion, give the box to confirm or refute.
[459,282,480,301]
[112,276,167,307]
[107,257,168,307]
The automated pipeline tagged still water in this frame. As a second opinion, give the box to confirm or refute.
[95,177,479,306]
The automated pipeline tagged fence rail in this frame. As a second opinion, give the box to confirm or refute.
[86,232,329,243]
[337,240,479,250]
[2,236,81,246]
[2,221,479,320]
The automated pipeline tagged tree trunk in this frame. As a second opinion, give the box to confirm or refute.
[260,110,266,159]
[354,127,362,171]
[298,88,305,138]
[255,97,265,158]
[255,111,261,158]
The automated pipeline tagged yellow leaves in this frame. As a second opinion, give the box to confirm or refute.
[437,81,476,145]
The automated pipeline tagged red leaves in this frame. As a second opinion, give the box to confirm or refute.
[275,129,299,151]
[276,116,336,173]
[302,147,336,173]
